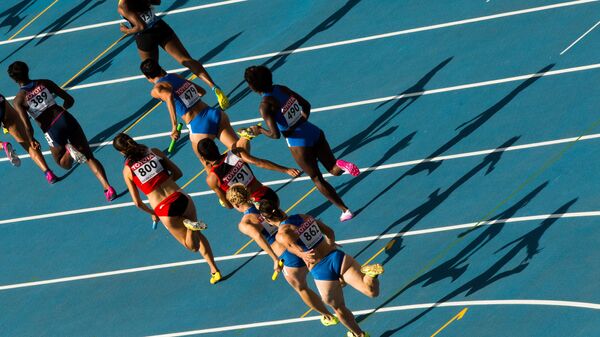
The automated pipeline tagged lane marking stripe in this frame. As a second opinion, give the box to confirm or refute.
[0,210,598,291]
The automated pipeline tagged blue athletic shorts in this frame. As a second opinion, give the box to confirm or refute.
[285,121,322,148]
[187,107,221,135]
[310,249,345,281]
[280,249,305,268]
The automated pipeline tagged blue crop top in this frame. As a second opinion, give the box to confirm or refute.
[245,206,278,244]
[283,214,324,251]
[157,74,202,118]
[262,85,304,132]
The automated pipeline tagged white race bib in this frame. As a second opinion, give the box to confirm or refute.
[261,217,278,237]
[281,96,302,127]
[26,86,56,119]
[139,7,157,27]
[176,81,201,109]
[222,153,254,187]
[131,154,164,184]
[296,217,322,249]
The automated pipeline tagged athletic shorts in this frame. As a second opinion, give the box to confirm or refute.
[280,249,306,268]
[135,20,176,52]
[43,111,85,148]
[284,121,322,148]
[187,107,221,135]
[251,185,279,205]
[154,191,189,217]
[310,249,345,281]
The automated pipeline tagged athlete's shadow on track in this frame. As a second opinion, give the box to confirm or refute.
[87,32,243,150]
[372,198,577,336]
[0,0,37,33]
[0,0,107,64]
[224,0,363,107]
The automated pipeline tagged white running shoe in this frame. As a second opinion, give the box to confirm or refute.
[183,219,208,231]
[66,144,87,164]
[340,209,354,222]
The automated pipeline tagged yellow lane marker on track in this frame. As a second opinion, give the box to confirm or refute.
[8,0,60,41]
[430,308,468,337]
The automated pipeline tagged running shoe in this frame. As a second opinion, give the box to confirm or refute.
[320,315,339,326]
[360,264,384,278]
[183,219,208,231]
[347,332,370,337]
[104,186,117,202]
[45,169,58,184]
[2,141,21,166]
[340,209,354,222]
[336,159,360,177]
[66,144,87,164]
[210,271,222,284]
[213,86,230,110]
[237,126,259,140]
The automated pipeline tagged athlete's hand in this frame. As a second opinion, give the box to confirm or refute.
[300,249,316,264]
[151,214,159,223]
[273,259,283,273]
[119,23,130,34]
[248,125,261,136]
[286,168,302,177]
[30,139,40,150]
[171,128,180,140]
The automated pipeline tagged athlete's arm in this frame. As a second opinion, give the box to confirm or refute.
[151,83,179,140]
[206,173,233,208]
[254,99,281,139]
[152,148,182,181]
[43,79,74,110]
[276,226,316,263]
[232,144,300,177]
[283,86,311,119]
[315,218,336,247]
[118,1,147,34]
[123,166,156,218]
[12,93,39,149]
[238,220,280,264]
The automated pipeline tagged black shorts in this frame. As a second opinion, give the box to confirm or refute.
[135,19,176,52]
[43,111,85,148]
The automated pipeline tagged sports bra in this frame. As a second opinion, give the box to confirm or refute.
[244,206,278,244]
[20,81,58,120]
[120,0,159,30]
[126,151,170,195]
[157,74,202,117]
[262,85,304,132]
[210,151,256,192]
[283,214,323,251]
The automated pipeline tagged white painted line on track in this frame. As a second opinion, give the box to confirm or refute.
[2,133,600,225]
[2,62,600,163]
[2,0,596,99]
[560,20,600,55]
[146,299,600,336]
[1,210,598,291]
[0,0,248,46]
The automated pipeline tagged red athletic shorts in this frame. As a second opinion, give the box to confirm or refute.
[154,191,189,217]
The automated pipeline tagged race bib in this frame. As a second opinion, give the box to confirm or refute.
[139,7,157,26]
[26,86,55,119]
[260,216,278,237]
[281,96,302,127]
[225,162,254,187]
[176,81,201,109]
[296,217,322,249]
[131,153,164,184]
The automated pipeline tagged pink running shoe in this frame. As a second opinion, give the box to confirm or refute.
[340,209,354,222]
[2,141,21,166]
[45,170,58,184]
[105,186,116,202]
[336,159,360,177]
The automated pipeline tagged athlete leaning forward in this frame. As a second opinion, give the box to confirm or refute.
[113,133,222,284]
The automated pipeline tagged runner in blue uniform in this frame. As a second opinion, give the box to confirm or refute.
[141,59,240,164]
[244,65,360,221]
[8,61,116,200]
[256,197,384,337]
[225,184,339,327]
[118,0,229,109]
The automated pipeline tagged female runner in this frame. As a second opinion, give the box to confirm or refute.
[118,0,229,109]
[244,65,360,221]
[113,133,222,284]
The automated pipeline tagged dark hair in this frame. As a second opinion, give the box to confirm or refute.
[196,138,221,162]
[140,58,164,79]
[257,198,286,222]
[113,133,149,162]
[244,66,273,92]
[7,61,30,83]
[125,0,152,13]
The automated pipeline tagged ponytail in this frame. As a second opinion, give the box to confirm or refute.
[113,133,149,162]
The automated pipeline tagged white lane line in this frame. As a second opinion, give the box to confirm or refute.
[1,210,598,291]
[146,299,600,336]
[3,61,600,163]
[2,132,600,225]
[0,0,248,46]
[2,0,596,99]
[560,20,600,55]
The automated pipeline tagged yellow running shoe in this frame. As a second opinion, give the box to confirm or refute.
[360,264,384,278]
[210,271,222,284]
[347,332,370,337]
[236,123,261,140]
[213,86,229,110]
[320,315,339,326]
[183,219,207,231]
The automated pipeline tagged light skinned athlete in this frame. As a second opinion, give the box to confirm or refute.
[244,65,360,222]
[196,137,300,208]
[257,197,383,337]
[118,0,229,109]
[113,133,222,284]
[225,184,339,327]
[8,61,116,200]
[141,59,242,164]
